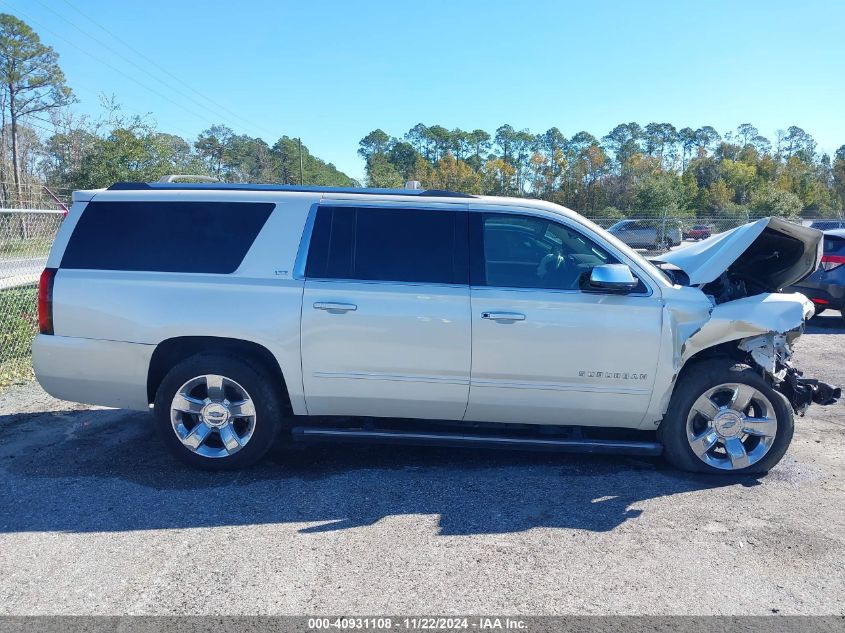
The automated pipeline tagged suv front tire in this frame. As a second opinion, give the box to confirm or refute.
[660,360,794,474]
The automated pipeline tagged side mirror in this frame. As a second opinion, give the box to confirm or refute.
[586,264,639,293]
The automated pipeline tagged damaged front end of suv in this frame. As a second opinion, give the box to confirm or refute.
[739,331,839,414]
[657,217,840,418]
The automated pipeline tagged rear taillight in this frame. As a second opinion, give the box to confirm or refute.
[820,255,845,272]
[38,268,57,335]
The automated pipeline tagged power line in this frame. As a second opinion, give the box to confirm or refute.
[15,114,89,143]
[25,114,57,127]
[58,0,277,140]
[14,117,54,136]
[32,0,277,139]
[0,1,222,133]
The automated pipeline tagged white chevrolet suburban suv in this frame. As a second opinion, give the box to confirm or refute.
[33,181,839,474]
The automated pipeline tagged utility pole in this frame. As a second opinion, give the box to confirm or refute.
[298,137,304,185]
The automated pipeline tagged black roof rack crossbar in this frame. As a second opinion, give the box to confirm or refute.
[106,182,477,198]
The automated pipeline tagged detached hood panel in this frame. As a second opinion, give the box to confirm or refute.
[658,217,822,289]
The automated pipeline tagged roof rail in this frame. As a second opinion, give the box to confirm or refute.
[158,175,219,183]
[106,182,477,198]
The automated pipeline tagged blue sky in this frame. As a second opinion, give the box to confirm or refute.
[4,0,844,181]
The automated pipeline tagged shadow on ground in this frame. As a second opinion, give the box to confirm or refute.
[0,406,762,536]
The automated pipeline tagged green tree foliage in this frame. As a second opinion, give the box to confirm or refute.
[46,119,357,191]
[632,173,682,216]
[365,153,403,188]
[195,124,233,179]
[749,183,802,218]
[355,121,845,218]
[69,127,194,188]
[0,13,74,203]
[833,146,845,211]
[358,129,391,161]
[386,141,420,180]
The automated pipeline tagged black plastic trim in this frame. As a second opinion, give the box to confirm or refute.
[291,426,664,456]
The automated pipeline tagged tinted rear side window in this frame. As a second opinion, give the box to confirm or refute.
[305,206,466,284]
[61,201,274,273]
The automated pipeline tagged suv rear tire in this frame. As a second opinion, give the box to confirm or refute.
[153,353,284,470]
[660,360,794,474]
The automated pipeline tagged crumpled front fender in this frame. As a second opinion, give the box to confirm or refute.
[681,292,813,365]
[643,290,817,429]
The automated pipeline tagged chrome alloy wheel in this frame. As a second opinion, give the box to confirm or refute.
[170,374,257,458]
[686,383,778,471]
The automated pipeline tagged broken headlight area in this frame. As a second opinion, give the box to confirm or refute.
[738,330,841,415]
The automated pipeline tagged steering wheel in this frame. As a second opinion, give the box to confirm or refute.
[537,253,579,288]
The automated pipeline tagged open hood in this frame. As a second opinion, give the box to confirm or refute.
[657,217,822,289]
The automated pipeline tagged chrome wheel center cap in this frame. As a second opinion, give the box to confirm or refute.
[201,402,230,428]
[713,410,743,438]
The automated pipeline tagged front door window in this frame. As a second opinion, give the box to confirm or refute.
[477,213,617,290]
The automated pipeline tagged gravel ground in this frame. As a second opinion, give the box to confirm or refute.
[0,314,843,616]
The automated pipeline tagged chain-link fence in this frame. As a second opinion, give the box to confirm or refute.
[0,209,66,388]
[590,214,845,255]
[0,206,843,391]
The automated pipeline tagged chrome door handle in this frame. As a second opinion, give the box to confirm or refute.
[481,312,526,321]
[313,302,357,313]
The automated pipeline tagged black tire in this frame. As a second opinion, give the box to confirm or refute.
[811,306,826,317]
[154,353,284,470]
[659,359,794,475]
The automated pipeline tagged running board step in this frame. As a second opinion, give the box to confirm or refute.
[290,427,663,456]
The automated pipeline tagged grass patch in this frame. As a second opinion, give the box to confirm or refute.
[0,285,38,390]
[0,237,53,258]
[0,356,33,390]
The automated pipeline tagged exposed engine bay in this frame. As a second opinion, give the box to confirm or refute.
[701,271,761,304]
[701,229,807,304]
[662,225,815,305]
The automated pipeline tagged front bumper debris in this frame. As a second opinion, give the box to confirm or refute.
[738,331,840,415]
[779,367,841,415]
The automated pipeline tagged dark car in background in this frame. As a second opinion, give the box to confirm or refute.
[809,220,845,231]
[787,229,845,322]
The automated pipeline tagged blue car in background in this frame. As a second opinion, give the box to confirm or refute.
[788,229,845,323]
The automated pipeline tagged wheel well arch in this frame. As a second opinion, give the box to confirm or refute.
[678,338,750,383]
[147,336,291,412]
[652,336,767,425]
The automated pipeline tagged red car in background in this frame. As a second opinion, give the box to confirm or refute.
[684,224,712,240]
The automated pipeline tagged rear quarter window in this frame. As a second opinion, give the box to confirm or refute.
[61,201,274,273]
